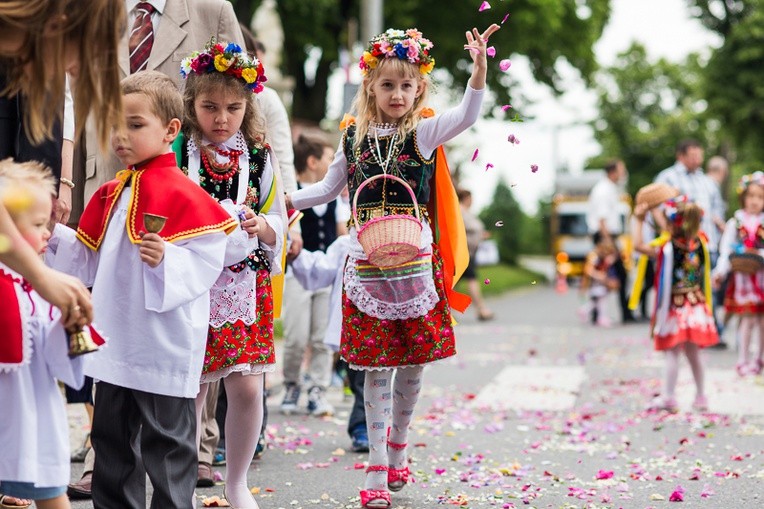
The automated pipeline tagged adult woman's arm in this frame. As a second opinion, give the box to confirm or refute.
[0,202,91,327]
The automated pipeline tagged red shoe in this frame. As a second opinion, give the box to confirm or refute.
[387,466,410,492]
[359,489,391,509]
[386,439,410,492]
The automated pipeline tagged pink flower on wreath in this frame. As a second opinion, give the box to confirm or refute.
[406,43,419,62]
[406,28,422,38]
[379,40,394,57]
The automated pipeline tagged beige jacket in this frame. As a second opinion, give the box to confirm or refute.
[71,0,244,222]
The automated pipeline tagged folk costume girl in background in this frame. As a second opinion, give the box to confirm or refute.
[178,41,283,509]
[287,24,499,509]
[647,197,718,413]
[713,172,764,376]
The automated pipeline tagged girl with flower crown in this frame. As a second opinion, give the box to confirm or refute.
[639,197,719,413]
[713,172,764,376]
[177,41,284,509]
[286,24,499,509]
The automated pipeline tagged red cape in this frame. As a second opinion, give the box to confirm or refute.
[77,153,237,250]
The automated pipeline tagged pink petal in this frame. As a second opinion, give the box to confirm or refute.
[471,148,479,161]
[479,1,491,12]
[485,162,494,172]
[669,490,684,502]
[596,470,614,480]
[484,278,491,285]
[499,59,512,71]
[501,13,510,24]
[464,46,481,54]
[501,104,512,111]
[531,164,539,173]
[486,46,496,57]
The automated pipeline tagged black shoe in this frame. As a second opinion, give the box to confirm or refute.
[67,471,93,500]
[253,431,266,459]
[709,341,728,350]
[196,462,215,488]
[622,314,637,324]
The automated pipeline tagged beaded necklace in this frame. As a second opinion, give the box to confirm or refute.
[366,129,399,175]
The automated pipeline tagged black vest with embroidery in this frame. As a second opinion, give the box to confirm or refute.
[343,125,433,227]
[179,137,271,272]
[298,182,337,253]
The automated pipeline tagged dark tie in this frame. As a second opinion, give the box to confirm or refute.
[128,2,155,73]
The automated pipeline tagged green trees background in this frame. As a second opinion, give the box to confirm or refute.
[230,0,764,263]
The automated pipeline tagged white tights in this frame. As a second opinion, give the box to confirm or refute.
[663,342,704,399]
[195,373,264,509]
[363,366,424,491]
[737,315,764,367]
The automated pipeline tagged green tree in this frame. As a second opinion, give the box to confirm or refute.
[588,43,718,193]
[479,179,524,264]
[698,1,764,167]
[231,0,611,122]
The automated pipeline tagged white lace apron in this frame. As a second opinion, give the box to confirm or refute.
[344,223,439,320]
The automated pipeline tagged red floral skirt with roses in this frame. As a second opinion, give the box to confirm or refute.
[202,269,276,381]
[340,247,456,369]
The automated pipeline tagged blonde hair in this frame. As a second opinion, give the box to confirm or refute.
[351,58,431,152]
[0,0,125,150]
[121,71,183,125]
[182,72,266,148]
[0,157,57,218]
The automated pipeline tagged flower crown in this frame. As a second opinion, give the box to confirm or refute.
[664,195,702,226]
[180,41,267,94]
[360,28,435,76]
[737,171,764,195]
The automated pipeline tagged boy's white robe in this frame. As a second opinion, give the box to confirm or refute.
[47,189,229,398]
[0,265,85,488]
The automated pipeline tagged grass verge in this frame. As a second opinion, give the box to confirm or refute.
[455,263,546,297]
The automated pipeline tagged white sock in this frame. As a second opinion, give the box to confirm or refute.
[663,347,681,399]
[363,370,393,490]
[388,366,423,470]
[224,373,264,509]
[684,343,705,399]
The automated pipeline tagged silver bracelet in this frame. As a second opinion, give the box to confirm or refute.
[59,177,75,189]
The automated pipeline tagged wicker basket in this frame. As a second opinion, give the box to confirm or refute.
[635,183,680,210]
[353,174,423,268]
[730,252,764,274]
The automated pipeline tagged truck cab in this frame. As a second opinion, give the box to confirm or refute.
[551,171,632,278]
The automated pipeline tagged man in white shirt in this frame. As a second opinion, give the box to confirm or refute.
[587,159,635,323]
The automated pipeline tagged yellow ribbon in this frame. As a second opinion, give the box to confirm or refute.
[628,231,671,310]
[701,236,713,313]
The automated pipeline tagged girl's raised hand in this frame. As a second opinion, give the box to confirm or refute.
[464,24,501,64]
[465,24,500,90]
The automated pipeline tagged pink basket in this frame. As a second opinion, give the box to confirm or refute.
[353,174,423,268]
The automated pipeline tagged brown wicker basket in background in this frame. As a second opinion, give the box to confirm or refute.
[730,252,764,274]
[635,183,680,210]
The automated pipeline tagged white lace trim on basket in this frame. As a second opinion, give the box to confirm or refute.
[209,268,258,328]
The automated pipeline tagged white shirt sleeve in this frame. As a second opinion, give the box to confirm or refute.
[45,224,100,286]
[713,217,737,277]
[142,232,228,313]
[258,88,297,194]
[415,85,485,158]
[290,144,348,210]
[63,75,75,142]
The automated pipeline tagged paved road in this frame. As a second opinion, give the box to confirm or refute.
[69,284,764,508]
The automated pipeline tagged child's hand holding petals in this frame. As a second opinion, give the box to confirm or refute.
[240,209,261,238]
[464,24,501,64]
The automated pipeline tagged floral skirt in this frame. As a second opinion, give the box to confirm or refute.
[724,270,764,314]
[202,269,275,382]
[340,247,456,370]
[653,294,718,351]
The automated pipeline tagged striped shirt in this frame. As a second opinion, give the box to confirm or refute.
[654,162,725,252]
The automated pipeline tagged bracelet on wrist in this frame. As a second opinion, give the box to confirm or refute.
[59,177,75,189]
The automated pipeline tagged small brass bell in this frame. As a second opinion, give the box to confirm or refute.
[68,327,101,358]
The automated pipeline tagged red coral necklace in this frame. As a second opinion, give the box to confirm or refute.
[201,145,244,182]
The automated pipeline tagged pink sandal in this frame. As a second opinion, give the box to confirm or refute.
[361,466,391,509]
[387,440,410,492]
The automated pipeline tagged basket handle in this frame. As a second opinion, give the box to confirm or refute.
[352,173,421,230]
